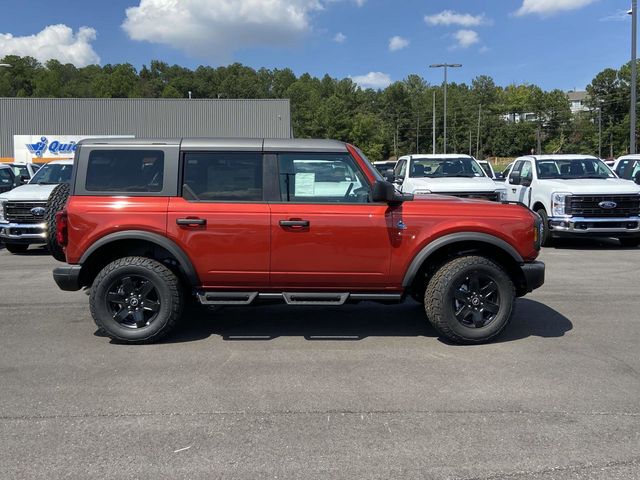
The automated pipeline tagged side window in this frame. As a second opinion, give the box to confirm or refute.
[278,153,371,203]
[521,161,532,180]
[182,152,263,202]
[617,160,631,178]
[86,150,164,192]
[394,159,407,177]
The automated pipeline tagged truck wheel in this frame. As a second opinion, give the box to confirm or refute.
[4,243,29,254]
[619,237,640,248]
[424,255,515,344]
[536,208,552,247]
[45,183,70,262]
[89,256,184,344]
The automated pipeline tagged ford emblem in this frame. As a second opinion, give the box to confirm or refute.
[30,207,46,217]
[598,201,617,209]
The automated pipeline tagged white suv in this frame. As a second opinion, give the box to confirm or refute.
[506,155,640,247]
[390,154,506,201]
[0,159,73,254]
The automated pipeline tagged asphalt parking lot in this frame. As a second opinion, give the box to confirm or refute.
[0,240,639,479]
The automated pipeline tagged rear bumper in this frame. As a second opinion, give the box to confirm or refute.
[0,222,47,244]
[53,265,82,291]
[521,261,545,293]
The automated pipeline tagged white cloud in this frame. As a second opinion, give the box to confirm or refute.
[123,0,364,58]
[453,29,480,48]
[515,0,597,16]
[0,24,100,66]
[388,36,409,52]
[350,72,392,89]
[425,10,489,27]
[334,32,346,43]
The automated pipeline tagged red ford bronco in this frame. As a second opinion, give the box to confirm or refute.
[50,138,544,344]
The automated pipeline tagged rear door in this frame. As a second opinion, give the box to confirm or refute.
[166,148,270,288]
[268,149,393,289]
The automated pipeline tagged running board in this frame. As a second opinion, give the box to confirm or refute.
[282,292,350,305]
[197,291,258,305]
[196,291,403,306]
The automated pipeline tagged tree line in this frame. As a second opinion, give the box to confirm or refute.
[0,54,635,161]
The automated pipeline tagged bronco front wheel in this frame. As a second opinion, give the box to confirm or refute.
[424,255,515,344]
[89,256,183,344]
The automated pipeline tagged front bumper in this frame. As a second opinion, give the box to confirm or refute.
[549,216,640,236]
[53,265,82,291]
[0,222,47,244]
[521,261,545,293]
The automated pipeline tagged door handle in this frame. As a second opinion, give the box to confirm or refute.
[511,188,517,193]
[176,218,206,226]
[279,220,310,228]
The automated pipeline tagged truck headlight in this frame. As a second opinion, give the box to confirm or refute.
[413,189,432,195]
[495,188,507,201]
[0,199,6,223]
[551,192,570,217]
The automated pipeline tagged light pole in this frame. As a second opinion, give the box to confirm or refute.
[630,1,637,154]
[429,63,462,153]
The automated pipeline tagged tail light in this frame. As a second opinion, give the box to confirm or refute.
[55,210,68,247]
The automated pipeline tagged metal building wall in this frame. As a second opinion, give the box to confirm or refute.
[0,98,291,156]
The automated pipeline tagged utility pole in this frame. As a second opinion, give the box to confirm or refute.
[416,116,420,154]
[631,0,638,153]
[432,91,436,154]
[469,130,472,156]
[598,106,602,158]
[429,63,462,154]
[476,104,482,158]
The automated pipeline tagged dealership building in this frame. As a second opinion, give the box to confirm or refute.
[0,98,291,163]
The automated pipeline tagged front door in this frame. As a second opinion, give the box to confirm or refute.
[166,150,270,288]
[269,151,393,289]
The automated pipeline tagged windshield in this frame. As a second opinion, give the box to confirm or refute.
[536,158,614,179]
[29,163,73,185]
[409,157,486,178]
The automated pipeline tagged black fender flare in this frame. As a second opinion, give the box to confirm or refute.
[402,232,524,287]
[79,230,200,286]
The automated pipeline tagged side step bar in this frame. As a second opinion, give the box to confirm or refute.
[196,291,403,306]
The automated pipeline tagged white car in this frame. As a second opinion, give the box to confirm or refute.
[477,160,496,179]
[613,155,640,183]
[505,155,640,247]
[390,154,506,202]
[0,160,73,254]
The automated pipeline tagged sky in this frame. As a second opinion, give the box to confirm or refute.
[0,0,633,91]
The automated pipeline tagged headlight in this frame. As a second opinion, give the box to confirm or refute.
[551,192,570,217]
[495,188,507,201]
[0,198,6,222]
[413,189,432,195]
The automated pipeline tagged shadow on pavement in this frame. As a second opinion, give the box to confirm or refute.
[0,244,50,256]
[154,298,572,345]
[549,237,639,251]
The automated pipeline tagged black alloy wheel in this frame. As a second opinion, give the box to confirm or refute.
[106,275,161,329]
[452,272,501,329]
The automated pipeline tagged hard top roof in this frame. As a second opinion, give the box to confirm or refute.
[518,154,599,161]
[78,137,349,153]
[403,154,475,160]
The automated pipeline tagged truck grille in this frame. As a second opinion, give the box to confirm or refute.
[437,192,500,202]
[3,201,47,224]
[566,195,640,218]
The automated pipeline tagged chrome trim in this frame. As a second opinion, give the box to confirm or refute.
[0,222,47,240]
[549,216,640,233]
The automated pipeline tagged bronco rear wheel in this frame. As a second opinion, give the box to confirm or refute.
[45,182,70,262]
[424,255,515,344]
[89,256,184,344]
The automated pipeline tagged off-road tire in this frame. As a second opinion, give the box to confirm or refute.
[619,237,640,248]
[89,256,184,344]
[4,243,29,254]
[45,183,70,262]
[536,208,552,247]
[424,255,516,344]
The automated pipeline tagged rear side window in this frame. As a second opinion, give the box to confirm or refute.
[0,168,13,185]
[85,150,164,192]
[182,152,263,202]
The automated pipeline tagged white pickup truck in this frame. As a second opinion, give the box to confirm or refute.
[389,154,506,201]
[505,155,640,247]
[0,160,73,254]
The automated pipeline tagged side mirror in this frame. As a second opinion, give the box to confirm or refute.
[494,172,504,180]
[20,175,29,184]
[521,176,532,187]
[509,172,521,185]
[371,180,412,204]
[634,172,640,185]
[384,169,395,182]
